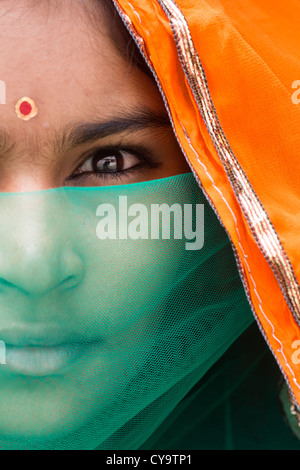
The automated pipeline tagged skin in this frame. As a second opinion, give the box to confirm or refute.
[0,0,190,192]
[0,0,191,447]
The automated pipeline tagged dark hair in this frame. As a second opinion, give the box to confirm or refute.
[97,0,154,79]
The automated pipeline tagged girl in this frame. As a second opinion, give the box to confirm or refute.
[0,0,299,449]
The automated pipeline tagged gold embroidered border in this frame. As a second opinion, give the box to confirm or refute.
[158,0,300,321]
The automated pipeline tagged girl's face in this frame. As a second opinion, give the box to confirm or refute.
[0,0,191,444]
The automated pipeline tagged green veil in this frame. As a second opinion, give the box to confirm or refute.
[0,172,257,449]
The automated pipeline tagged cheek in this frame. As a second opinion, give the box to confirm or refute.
[152,135,191,176]
[76,214,185,337]
[83,238,183,328]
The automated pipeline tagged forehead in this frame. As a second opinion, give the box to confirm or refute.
[0,1,162,135]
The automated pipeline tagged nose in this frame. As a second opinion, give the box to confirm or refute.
[0,191,84,296]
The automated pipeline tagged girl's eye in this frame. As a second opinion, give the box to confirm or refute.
[72,149,141,177]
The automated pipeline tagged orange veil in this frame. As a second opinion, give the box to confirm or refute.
[112,0,300,414]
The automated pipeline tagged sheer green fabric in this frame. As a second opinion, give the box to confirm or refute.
[0,173,255,449]
[140,323,300,450]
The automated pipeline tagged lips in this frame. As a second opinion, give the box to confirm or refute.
[0,326,102,377]
[5,343,85,376]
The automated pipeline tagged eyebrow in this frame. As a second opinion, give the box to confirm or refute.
[0,107,172,159]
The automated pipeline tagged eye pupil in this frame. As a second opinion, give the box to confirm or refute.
[94,155,118,173]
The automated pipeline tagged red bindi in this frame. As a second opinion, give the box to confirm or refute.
[15,97,38,121]
[19,100,32,116]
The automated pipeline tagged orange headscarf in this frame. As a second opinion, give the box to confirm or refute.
[113,0,300,411]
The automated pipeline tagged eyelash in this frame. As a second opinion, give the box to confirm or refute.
[67,144,161,183]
